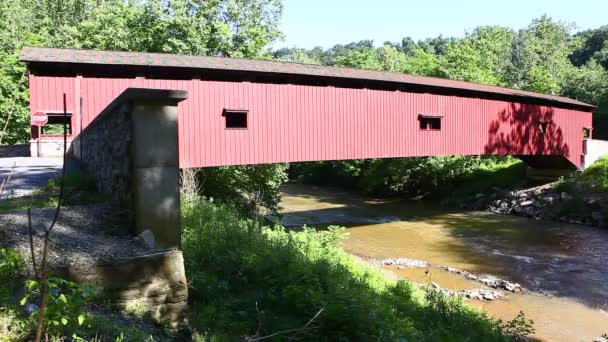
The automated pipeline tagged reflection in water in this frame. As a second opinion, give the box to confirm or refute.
[279,184,608,342]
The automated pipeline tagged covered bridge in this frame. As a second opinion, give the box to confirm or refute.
[20,46,595,170]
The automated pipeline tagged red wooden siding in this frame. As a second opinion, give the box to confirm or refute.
[28,74,592,169]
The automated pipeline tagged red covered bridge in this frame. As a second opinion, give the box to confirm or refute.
[20,46,595,169]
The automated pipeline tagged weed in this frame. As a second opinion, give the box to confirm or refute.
[0,248,23,303]
[21,277,97,338]
[0,308,29,342]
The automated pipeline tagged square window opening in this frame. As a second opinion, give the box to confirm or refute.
[583,127,591,139]
[224,110,248,129]
[420,117,441,130]
[41,113,72,136]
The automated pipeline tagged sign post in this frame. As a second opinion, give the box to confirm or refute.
[31,112,48,158]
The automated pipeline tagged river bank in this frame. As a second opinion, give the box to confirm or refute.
[454,181,608,228]
[279,183,608,341]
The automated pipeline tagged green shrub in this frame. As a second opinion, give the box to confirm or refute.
[290,156,524,199]
[193,164,289,213]
[0,308,28,342]
[0,248,23,303]
[182,197,531,340]
[579,156,608,191]
[85,315,156,341]
[21,277,97,338]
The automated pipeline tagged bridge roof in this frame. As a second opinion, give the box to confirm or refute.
[20,46,595,111]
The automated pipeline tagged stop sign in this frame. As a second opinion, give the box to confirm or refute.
[31,112,48,126]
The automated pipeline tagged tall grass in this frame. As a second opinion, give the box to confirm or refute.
[182,197,531,341]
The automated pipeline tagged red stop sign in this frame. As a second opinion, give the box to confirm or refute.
[31,112,48,126]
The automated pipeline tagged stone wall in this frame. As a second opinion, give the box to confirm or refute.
[0,144,30,157]
[53,251,188,328]
[71,102,132,206]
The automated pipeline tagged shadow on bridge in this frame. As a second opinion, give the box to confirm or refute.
[484,104,573,168]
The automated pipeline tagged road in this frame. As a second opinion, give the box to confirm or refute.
[0,157,62,198]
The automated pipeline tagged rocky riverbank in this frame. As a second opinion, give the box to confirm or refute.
[456,182,608,228]
[376,257,522,301]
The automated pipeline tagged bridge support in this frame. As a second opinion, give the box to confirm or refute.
[71,88,188,248]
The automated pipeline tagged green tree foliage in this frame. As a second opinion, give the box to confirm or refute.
[507,15,579,94]
[571,25,608,69]
[562,60,608,105]
[0,0,283,144]
[196,163,288,212]
[438,27,515,85]
[291,157,525,200]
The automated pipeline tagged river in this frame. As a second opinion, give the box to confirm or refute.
[278,184,608,342]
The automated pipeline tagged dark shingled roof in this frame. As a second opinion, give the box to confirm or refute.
[20,46,595,111]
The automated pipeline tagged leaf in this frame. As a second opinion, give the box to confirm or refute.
[78,314,86,326]
[61,317,68,325]
[26,280,38,290]
[19,296,28,305]
[58,294,68,303]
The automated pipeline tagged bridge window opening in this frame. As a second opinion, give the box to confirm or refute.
[583,127,591,139]
[224,109,248,129]
[538,121,549,134]
[419,115,442,130]
[41,113,72,136]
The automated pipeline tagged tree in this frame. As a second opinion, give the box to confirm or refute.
[432,27,513,86]
[570,25,608,69]
[335,47,382,71]
[507,15,578,94]
[273,47,321,64]
[402,49,442,77]
[440,26,515,85]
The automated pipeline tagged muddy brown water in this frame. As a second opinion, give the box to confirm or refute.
[279,184,608,342]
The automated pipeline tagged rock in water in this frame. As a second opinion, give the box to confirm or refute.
[520,200,534,207]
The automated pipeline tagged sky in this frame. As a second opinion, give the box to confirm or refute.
[275,0,607,49]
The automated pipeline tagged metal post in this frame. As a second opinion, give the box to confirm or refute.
[80,96,83,161]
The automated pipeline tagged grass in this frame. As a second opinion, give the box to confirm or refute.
[0,194,59,214]
[579,156,608,192]
[182,196,533,341]
[554,155,608,197]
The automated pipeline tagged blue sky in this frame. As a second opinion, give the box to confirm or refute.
[275,0,607,49]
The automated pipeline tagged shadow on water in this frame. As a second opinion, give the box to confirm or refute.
[279,184,608,311]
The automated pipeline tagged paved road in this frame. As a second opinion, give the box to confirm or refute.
[0,157,63,198]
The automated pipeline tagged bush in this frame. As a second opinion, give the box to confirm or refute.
[0,308,28,342]
[182,197,531,340]
[579,156,608,191]
[290,156,523,199]
[21,277,97,339]
[0,248,23,304]
[193,164,289,213]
